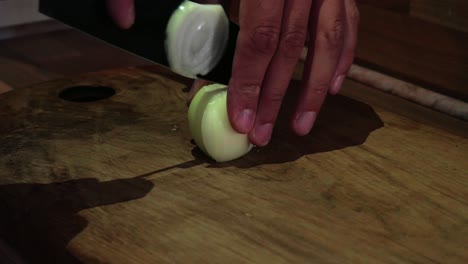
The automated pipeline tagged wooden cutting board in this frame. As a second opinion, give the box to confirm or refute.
[0,66,467,264]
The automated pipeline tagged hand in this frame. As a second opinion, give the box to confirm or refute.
[106,0,360,147]
[228,0,359,146]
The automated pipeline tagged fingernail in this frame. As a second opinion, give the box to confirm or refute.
[331,75,345,94]
[235,109,254,133]
[253,123,273,146]
[294,111,317,136]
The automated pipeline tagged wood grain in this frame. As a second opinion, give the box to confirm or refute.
[298,47,468,122]
[0,29,148,88]
[0,67,466,264]
[341,78,468,139]
[347,64,468,121]
[356,5,468,101]
[410,0,468,33]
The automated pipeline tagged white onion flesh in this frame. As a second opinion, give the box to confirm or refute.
[165,1,229,79]
[188,84,254,162]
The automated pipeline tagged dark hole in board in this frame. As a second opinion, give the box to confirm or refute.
[59,86,116,102]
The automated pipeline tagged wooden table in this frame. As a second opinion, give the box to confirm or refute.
[0,66,467,264]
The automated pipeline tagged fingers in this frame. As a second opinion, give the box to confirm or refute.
[249,0,312,146]
[227,0,285,134]
[106,0,135,29]
[292,0,345,136]
[330,0,360,95]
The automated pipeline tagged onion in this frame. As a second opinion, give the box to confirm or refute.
[188,83,254,162]
[165,1,229,79]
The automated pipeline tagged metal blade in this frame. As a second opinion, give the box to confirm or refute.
[39,0,239,84]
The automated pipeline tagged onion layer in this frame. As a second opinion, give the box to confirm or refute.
[188,84,254,162]
[165,1,229,79]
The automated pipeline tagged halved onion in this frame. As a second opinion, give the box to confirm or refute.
[188,84,254,162]
[165,1,229,79]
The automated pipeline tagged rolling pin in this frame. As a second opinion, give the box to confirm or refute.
[299,48,468,121]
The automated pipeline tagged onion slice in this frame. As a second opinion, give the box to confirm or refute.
[165,1,229,79]
[188,84,254,162]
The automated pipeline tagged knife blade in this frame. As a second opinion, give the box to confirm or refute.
[39,0,239,84]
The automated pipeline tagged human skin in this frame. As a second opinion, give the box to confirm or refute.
[106,0,359,146]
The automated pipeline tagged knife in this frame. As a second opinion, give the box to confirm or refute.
[38,0,239,84]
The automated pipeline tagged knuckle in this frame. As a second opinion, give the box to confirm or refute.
[250,25,280,54]
[311,82,330,95]
[318,19,345,49]
[237,83,261,98]
[265,90,286,103]
[280,29,307,59]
